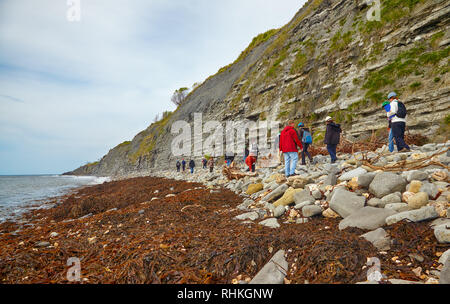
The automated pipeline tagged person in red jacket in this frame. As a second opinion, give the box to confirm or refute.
[279,120,303,177]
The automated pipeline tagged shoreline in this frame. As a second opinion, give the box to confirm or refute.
[1,142,449,284]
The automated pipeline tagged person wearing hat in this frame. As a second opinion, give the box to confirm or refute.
[382,101,395,153]
[297,122,314,165]
[279,120,303,177]
[324,116,342,164]
[385,92,410,152]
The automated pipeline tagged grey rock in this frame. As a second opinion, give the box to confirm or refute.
[385,203,410,212]
[357,172,377,188]
[311,189,323,200]
[405,170,428,182]
[302,205,323,217]
[259,218,280,229]
[360,228,391,251]
[262,184,289,202]
[381,192,402,204]
[420,182,439,199]
[293,189,315,205]
[385,206,438,225]
[329,188,366,218]
[340,167,367,181]
[323,173,337,186]
[339,207,396,230]
[434,223,450,244]
[237,199,254,211]
[367,197,385,208]
[369,172,407,198]
[249,250,287,284]
[438,249,450,265]
[439,255,450,284]
[273,205,286,218]
[235,211,259,221]
[49,232,59,238]
[294,201,313,210]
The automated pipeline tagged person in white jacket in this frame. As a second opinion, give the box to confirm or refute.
[386,92,410,152]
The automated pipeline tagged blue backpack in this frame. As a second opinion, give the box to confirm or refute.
[302,130,312,144]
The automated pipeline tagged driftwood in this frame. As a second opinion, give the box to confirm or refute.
[222,166,257,180]
[362,148,449,172]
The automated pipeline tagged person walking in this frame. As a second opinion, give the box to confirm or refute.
[297,122,314,165]
[181,159,186,172]
[382,101,395,153]
[324,116,341,164]
[279,120,303,177]
[385,92,410,152]
[189,159,195,174]
[245,140,259,172]
[202,158,207,169]
[176,160,181,172]
[207,157,214,173]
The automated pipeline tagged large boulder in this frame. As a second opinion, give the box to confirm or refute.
[302,205,323,217]
[338,207,396,230]
[323,172,337,186]
[262,184,289,202]
[357,172,377,188]
[360,228,391,251]
[249,250,288,284]
[385,206,438,225]
[329,188,366,218]
[340,167,367,181]
[273,187,303,207]
[293,189,315,205]
[369,172,407,198]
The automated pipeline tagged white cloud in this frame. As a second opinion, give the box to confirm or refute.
[0,0,306,174]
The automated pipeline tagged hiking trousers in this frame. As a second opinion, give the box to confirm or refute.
[301,143,313,165]
[327,144,337,163]
[392,122,410,151]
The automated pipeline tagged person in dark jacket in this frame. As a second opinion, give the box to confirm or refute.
[189,159,195,174]
[176,160,181,172]
[181,159,186,172]
[202,158,207,169]
[324,116,341,163]
[279,120,303,177]
[297,122,314,165]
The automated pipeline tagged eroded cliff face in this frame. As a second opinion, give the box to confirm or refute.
[66,0,450,176]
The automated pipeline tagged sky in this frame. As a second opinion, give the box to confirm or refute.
[0,0,306,175]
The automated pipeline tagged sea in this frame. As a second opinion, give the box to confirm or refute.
[0,175,110,223]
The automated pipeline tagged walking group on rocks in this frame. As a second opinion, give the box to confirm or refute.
[160,90,449,284]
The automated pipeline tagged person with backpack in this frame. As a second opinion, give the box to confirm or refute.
[279,120,303,177]
[189,159,195,174]
[324,116,341,164]
[385,92,410,152]
[181,159,186,172]
[382,101,395,153]
[297,122,314,165]
[176,160,181,172]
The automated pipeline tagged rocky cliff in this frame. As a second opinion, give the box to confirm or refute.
[66,0,450,177]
